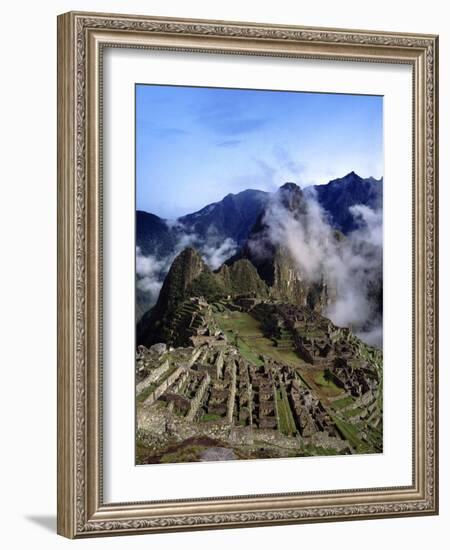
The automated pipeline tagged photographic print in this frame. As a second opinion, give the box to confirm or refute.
[135,83,383,465]
[57,13,438,537]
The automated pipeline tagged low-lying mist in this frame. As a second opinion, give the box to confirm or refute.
[136,226,237,308]
[257,189,383,348]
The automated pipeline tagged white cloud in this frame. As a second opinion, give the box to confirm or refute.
[136,230,237,309]
[256,191,383,348]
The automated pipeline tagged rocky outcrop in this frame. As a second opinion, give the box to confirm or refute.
[227,183,334,313]
[215,259,269,298]
[137,248,222,347]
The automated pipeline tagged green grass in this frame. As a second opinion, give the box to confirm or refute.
[376,374,384,415]
[331,396,355,410]
[214,310,303,367]
[333,417,370,453]
[272,347,305,366]
[136,364,179,403]
[364,425,383,452]
[200,413,222,422]
[344,407,363,418]
[215,311,260,335]
[136,383,157,403]
[160,445,207,464]
[276,389,297,436]
[135,441,151,463]
[235,337,264,366]
[313,371,343,398]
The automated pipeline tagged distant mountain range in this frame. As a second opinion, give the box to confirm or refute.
[136,172,382,320]
[137,171,381,252]
[312,172,382,233]
[137,182,328,347]
[136,188,269,259]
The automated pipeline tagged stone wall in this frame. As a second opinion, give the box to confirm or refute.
[136,360,170,395]
[272,378,281,432]
[186,372,210,421]
[172,370,189,393]
[188,347,203,367]
[215,351,224,379]
[142,366,186,407]
[309,431,350,452]
[226,360,237,423]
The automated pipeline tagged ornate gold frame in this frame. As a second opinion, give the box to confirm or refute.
[57,11,439,538]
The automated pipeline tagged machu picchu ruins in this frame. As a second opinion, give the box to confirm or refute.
[136,290,382,464]
[135,180,383,464]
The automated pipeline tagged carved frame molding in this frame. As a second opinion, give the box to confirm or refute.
[57,11,438,538]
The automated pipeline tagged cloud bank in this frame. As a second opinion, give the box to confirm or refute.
[257,190,383,348]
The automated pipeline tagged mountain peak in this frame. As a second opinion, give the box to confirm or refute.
[176,189,270,247]
[159,247,208,306]
[136,246,209,346]
[276,181,307,215]
[176,246,203,262]
[279,181,301,192]
[312,172,382,233]
[334,171,363,183]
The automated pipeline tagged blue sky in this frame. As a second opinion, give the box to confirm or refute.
[136,84,383,219]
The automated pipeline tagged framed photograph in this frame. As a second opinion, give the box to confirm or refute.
[57,11,439,538]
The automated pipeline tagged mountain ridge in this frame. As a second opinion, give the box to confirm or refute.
[137,171,382,244]
[136,172,382,320]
